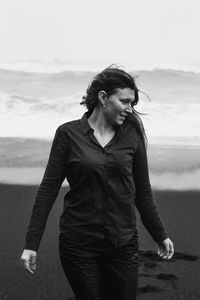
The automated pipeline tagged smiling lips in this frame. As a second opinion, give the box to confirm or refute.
[120,114,127,119]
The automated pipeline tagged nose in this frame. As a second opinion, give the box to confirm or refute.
[125,103,133,114]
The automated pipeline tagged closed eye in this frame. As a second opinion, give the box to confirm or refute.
[120,99,135,105]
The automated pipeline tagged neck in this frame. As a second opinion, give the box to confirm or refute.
[88,107,114,135]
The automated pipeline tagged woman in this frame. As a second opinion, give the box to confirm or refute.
[21,66,174,300]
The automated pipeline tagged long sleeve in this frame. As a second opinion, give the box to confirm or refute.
[24,127,69,251]
[133,133,168,244]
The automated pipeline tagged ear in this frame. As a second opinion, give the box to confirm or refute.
[98,90,107,106]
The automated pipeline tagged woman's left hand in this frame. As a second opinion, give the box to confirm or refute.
[157,237,174,260]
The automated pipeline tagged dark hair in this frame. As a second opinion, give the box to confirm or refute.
[80,65,149,148]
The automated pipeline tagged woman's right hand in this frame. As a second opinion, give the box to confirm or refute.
[20,249,37,274]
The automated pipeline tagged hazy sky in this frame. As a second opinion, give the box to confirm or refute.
[0,0,200,69]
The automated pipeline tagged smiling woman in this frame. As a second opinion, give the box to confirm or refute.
[80,66,147,147]
[85,88,136,148]
[21,65,174,300]
[98,88,135,124]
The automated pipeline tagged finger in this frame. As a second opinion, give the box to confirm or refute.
[30,259,37,271]
[159,248,168,259]
[158,246,169,259]
[157,247,164,255]
[30,259,37,270]
[158,251,165,258]
[24,260,34,274]
[161,242,170,258]
[167,251,173,259]
[30,255,36,264]
[161,252,167,259]
[31,264,37,272]
[167,243,174,259]
[157,248,162,256]
[165,242,170,254]
[157,247,164,254]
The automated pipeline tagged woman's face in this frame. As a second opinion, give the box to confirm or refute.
[103,87,135,126]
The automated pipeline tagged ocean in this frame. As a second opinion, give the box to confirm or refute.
[0,66,200,188]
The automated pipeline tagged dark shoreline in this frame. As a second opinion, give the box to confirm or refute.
[1,184,200,300]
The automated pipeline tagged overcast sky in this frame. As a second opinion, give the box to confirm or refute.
[0,0,200,70]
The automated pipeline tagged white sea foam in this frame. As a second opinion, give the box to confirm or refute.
[0,67,200,145]
[1,92,200,145]
[1,67,199,186]
[0,92,86,139]
[141,103,200,141]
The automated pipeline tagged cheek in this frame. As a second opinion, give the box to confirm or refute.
[113,103,124,113]
[108,106,121,117]
[110,102,124,113]
[106,98,124,117]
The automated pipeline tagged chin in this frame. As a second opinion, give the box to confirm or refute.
[112,116,125,126]
[115,120,124,126]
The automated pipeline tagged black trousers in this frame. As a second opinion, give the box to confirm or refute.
[59,238,139,300]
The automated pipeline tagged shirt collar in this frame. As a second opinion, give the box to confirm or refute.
[80,111,125,135]
[80,111,93,135]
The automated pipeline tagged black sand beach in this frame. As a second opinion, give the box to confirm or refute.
[0,184,200,300]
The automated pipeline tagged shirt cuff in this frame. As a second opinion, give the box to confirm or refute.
[152,229,168,244]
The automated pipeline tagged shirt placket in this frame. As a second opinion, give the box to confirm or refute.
[87,128,122,241]
[88,132,109,235]
[102,147,109,237]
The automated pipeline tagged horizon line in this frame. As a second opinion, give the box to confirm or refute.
[0,61,200,74]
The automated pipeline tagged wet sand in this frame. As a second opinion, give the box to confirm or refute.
[0,184,199,300]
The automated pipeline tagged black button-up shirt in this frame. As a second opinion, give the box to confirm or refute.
[25,112,167,253]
